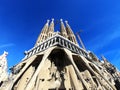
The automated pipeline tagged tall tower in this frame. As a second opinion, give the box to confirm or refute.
[65,21,78,44]
[47,18,54,38]
[35,20,50,46]
[60,19,68,39]
[1,19,120,90]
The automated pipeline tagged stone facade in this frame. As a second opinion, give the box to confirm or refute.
[0,19,120,90]
[0,51,8,87]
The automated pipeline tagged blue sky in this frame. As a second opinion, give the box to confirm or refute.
[0,0,120,70]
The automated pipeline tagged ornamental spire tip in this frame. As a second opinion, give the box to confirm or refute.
[60,19,63,22]
[47,19,50,23]
[51,18,54,21]
[65,20,68,24]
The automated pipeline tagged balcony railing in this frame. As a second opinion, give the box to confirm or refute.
[23,34,88,60]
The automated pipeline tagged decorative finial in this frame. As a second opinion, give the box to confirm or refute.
[65,20,68,24]
[60,19,63,22]
[24,51,28,55]
[3,51,8,56]
[47,19,50,23]
[52,18,54,21]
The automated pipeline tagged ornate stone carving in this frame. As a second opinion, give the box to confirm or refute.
[0,19,120,90]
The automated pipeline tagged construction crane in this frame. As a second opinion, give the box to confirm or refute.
[76,30,86,50]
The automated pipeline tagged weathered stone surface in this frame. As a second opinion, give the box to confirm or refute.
[0,19,120,90]
[0,51,8,87]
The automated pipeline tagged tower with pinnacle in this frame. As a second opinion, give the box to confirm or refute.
[0,19,120,90]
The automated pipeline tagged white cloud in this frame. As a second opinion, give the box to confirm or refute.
[0,43,15,49]
[88,27,120,51]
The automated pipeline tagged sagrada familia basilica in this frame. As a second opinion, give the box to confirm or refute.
[0,19,120,90]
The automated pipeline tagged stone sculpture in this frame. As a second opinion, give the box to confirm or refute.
[0,19,120,90]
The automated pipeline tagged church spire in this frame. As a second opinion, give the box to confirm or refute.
[3,19,119,90]
[60,19,68,38]
[65,21,78,44]
[35,20,50,46]
[47,18,54,38]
